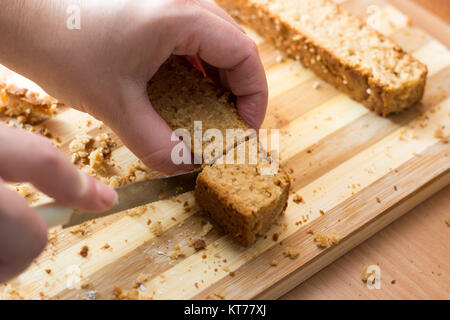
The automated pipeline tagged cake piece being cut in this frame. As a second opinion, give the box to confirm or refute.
[147,56,290,246]
[216,0,428,116]
[195,140,290,246]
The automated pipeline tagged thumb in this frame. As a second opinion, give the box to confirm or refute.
[106,85,194,174]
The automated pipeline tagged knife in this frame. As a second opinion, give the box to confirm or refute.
[34,169,201,229]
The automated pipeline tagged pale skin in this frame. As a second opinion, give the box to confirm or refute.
[0,0,268,283]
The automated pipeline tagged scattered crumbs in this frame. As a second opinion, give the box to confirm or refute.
[376,197,381,203]
[79,245,89,258]
[169,245,185,260]
[445,218,450,227]
[151,221,163,236]
[101,243,111,250]
[391,280,396,285]
[113,286,140,300]
[393,185,398,191]
[312,230,341,248]
[282,247,300,259]
[192,239,206,251]
[319,209,325,215]
[127,205,146,217]
[45,269,51,274]
[147,219,152,225]
[70,223,90,236]
[229,272,235,277]
[270,259,279,267]
[293,194,304,204]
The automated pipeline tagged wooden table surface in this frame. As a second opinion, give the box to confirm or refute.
[281,0,450,300]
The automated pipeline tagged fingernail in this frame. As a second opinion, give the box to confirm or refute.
[95,180,118,208]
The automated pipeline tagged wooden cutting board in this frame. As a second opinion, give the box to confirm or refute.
[0,0,449,300]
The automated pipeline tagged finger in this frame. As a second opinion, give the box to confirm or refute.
[173,10,268,128]
[104,84,194,174]
[0,124,117,212]
[195,0,246,33]
[0,183,47,283]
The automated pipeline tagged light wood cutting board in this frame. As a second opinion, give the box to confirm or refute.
[0,0,449,300]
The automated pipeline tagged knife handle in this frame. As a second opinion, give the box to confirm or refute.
[34,203,74,229]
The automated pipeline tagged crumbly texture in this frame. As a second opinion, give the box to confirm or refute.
[0,81,58,122]
[312,230,341,248]
[196,141,291,246]
[282,246,300,259]
[216,0,428,116]
[148,56,253,163]
[149,56,291,246]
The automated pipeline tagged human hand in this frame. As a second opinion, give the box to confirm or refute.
[0,124,117,283]
[0,0,268,174]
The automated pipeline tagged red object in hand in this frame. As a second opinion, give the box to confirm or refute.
[185,55,207,78]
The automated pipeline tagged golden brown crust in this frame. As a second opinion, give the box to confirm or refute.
[216,0,428,116]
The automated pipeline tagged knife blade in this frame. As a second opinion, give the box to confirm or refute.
[34,169,201,229]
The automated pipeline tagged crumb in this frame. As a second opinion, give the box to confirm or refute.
[282,247,300,259]
[192,239,206,251]
[45,269,51,274]
[376,197,381,203]
[270,259,279,267]
[101,243,111,250]
[445,218,450,227]
[391,280,396,285]
[81,279,90,289]
[169,246,185,260]
[127,205,146,217]
[113,286,140,300]
[293,194,304,204]
[312,230,341,248]
[200,221,214,236]
[79,245,89,258]
[319,209,325,215]
[70,222,90,236]
[151,221,163,236]
[272,232,280,242]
